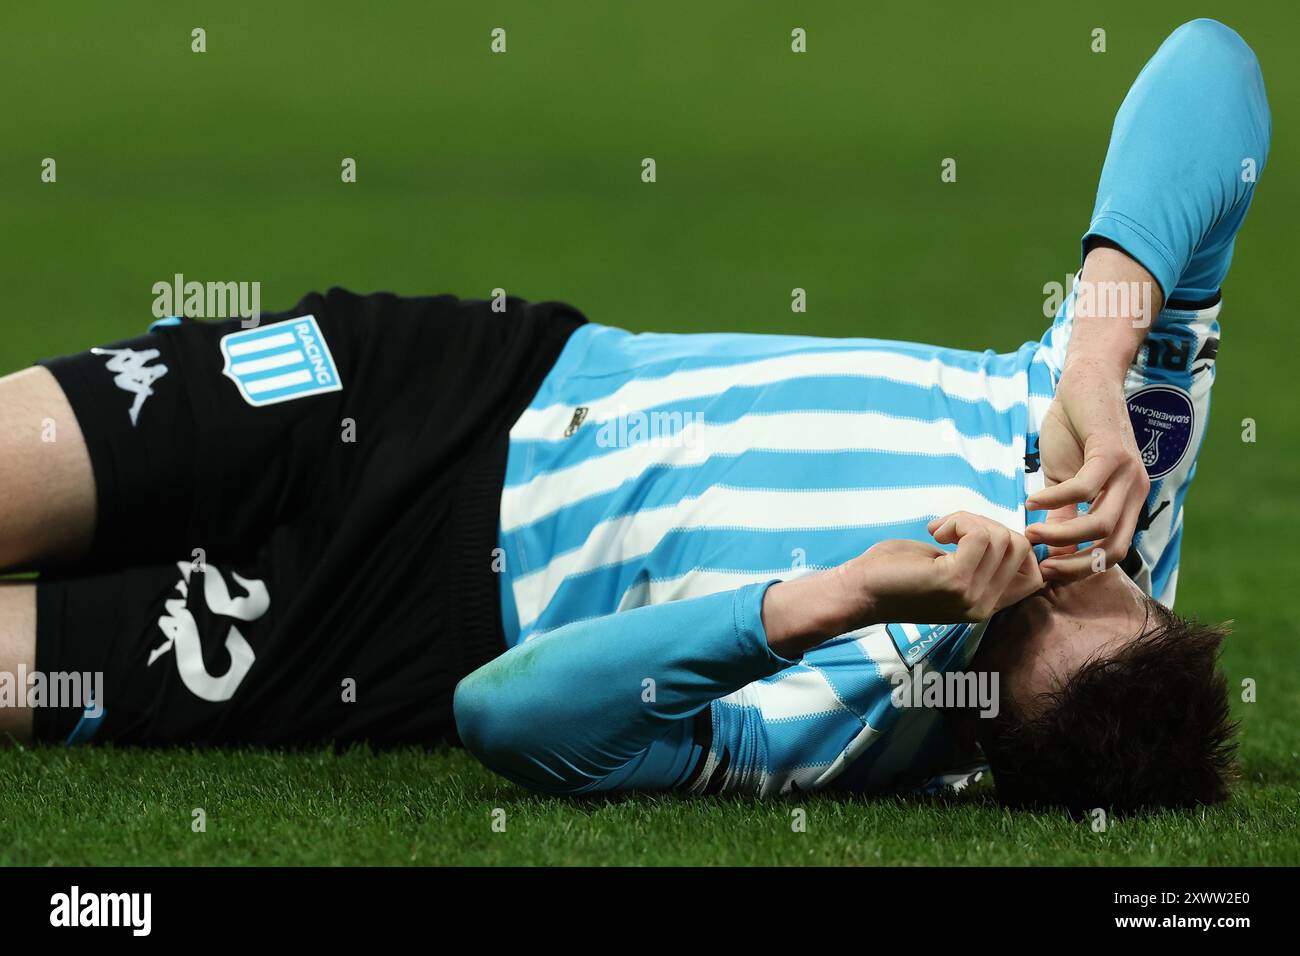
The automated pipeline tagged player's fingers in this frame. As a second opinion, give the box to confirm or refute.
[931,513,993,577]
[1090,484,1148,570]
[1019,537,1045,583]
[988,533,1035,608]
[932,513,1036,616]
[931,513,1025,614]
[1026,504,1080,558]
[1024,457,1114,511]
[1024,506,1115,547]
[884,539,948,560]
[946,519,1002,617]
[998,541,1045,608]
[1039,546,1108,581]
[1025,517,1105,547]
[926,513,966,541]
[972,523,1012,584]
[929,511,997,546]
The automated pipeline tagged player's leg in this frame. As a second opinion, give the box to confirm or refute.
[0,583,36,741]
[0,301,357,744]
[19,291,584,749]
[0,367,95,570]
[0,305,355,742]
[10,302,354,575]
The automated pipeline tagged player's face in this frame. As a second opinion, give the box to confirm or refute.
[978,566,1154,718]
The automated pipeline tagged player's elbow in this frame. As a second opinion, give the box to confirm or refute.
[1158,19,1270,167]
[453,670,512,768]
[453,665,575,794]
[1168,19,1261,79]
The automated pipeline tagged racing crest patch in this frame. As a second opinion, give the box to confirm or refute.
[219,316,342,407]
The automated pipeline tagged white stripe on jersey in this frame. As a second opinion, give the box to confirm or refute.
[502,411,1021,532]
[1158,568,1180,606]
[617,567,814,611]
[511,484,1023,630]
[747,668,848,721]
[704,622,947,796]
[511,348,1029,440]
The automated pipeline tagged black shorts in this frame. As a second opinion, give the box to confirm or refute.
[32,288,583,747]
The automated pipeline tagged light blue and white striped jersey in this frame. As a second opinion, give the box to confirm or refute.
[497,285,1220,796]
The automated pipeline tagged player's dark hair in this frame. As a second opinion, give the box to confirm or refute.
[976,605,1237,817]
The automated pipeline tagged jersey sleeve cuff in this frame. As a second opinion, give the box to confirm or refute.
[733,580,801,671]
[1082,212,1182,304]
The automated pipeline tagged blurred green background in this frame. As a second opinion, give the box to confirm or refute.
[0,2,1295,863]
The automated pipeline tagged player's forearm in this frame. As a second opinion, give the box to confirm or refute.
[1062,242,1162,385]
[761,563,863,658]
[765,514,1043,657]
[453,582,794,794]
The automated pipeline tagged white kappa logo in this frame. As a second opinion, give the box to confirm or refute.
[91,346,169,426]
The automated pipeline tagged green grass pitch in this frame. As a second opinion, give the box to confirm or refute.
[1,1,1297,865]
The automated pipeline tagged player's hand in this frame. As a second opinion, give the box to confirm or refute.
[851,511,1043,625]
[1024,365,1150,581]
[760,512,1043,657]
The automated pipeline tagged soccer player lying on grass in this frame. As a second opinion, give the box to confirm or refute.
[0,20,1268,815]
